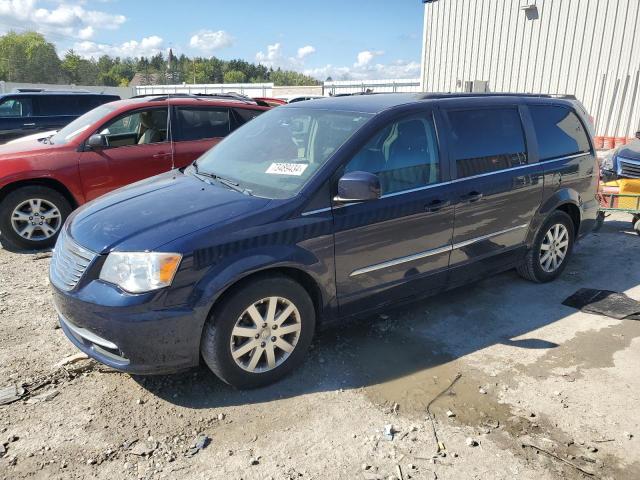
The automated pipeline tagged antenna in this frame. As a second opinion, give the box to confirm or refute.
[166,95,175,169]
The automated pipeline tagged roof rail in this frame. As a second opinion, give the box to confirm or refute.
[12,88,94,94]
[131,92,262,105]
[417,92,577,100]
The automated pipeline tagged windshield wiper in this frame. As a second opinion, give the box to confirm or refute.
[38,134,55,145]
[192,163,253,196]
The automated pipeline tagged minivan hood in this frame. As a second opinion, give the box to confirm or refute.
[68,171,272,253]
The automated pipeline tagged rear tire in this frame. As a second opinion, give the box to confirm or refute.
[633,216,640,236]
[201,275,316,389]
[0,186,71,250]
[517,210,575,283]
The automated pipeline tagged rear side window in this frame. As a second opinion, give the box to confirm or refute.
[35,95,72,116]
[447,108,527,178]
[175,107,230,141]
[529,105,591,161]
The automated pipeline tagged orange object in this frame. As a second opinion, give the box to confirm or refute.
[603,137,615,150]
[615,137,627,148]
[594,136,604,149]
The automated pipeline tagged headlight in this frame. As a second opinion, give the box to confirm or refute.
[99,252,182,293]
[600,152,615,171]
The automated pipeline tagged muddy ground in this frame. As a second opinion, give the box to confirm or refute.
[1,212,639,480]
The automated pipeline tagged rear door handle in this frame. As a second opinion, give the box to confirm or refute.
[23,123,36,127]
[425,199,451,212]
[152,152,172,159]
[460,191,483,203]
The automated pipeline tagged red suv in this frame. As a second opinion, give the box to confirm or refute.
[0,94,269,249]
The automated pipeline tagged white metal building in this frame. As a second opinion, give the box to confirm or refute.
[420,0,640,143]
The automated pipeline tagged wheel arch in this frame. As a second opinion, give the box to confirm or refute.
[530,189,583,244]
[0,177,79,209]
[207,266,325,324]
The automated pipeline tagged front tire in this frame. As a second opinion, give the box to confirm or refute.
[0,186,72,250]
[201,275,316,389]
[517,210,575,283]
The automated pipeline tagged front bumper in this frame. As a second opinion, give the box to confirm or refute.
[52,282,207,375]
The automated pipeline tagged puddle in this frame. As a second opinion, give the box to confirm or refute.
[523,319,640,379]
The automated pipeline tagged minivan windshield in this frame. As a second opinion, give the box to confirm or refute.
[193,107,372,199]
[50,104,117,145]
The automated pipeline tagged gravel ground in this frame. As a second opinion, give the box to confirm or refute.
[1,212,639,480]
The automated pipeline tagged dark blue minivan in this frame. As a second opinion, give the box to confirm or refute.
[49,93,598,388]
[0,90,120,143]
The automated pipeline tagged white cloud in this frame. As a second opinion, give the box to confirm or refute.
[354,50,384,68]
[256,42,318,70]
[305,58,421,81]
[255,42,284,68]
[73,35,164,59]
[189,29,233,54]
[297,45,315,59]
[78,26,94,40]
[0,0,125,40]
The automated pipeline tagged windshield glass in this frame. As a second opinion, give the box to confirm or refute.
[194,107,372,199]
[51,104,117,145]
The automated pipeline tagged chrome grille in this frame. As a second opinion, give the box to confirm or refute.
[49,231,97,291]
[618,157,640,179]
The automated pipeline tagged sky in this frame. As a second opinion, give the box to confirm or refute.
[0,0,425,80]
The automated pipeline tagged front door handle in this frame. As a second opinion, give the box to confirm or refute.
[23,123,36,127]
[460,191,483,203]
[152,152,172,159]
[425,199,451,212]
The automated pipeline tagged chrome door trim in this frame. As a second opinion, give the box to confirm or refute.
[301,207,332,216]
[451,223,528,250]
[349,223,529,277]
[350,244,453,277]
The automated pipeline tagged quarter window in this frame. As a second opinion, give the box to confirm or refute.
[175,107,230,141]
[345,114,440,195]
[233,108,263,124]
[529,105,590,161]
[448,108,527,178]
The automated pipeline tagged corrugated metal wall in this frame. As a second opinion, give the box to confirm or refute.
[420,0,640,139]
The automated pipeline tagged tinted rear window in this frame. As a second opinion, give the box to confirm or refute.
[529,105,591,161]
[175,107,230,141]
[448,108,528,178]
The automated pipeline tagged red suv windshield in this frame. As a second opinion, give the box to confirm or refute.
[51,103,117,145]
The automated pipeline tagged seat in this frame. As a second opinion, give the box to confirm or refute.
[138,111,166,144]
[382,120,430,192]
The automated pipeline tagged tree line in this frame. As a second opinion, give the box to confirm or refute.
[0,31,320,87]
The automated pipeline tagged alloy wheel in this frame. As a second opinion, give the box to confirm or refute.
[539,223,569,273]
[10,198,62,241]
[230,296,302,373]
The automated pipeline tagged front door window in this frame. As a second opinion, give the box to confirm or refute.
[99,108,168,148]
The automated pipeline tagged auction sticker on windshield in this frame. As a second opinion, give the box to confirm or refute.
[265,163,309,176]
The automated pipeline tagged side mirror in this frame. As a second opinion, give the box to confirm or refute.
[87,134,107,149]
[334,171,381,203]
[635,131,640,140]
